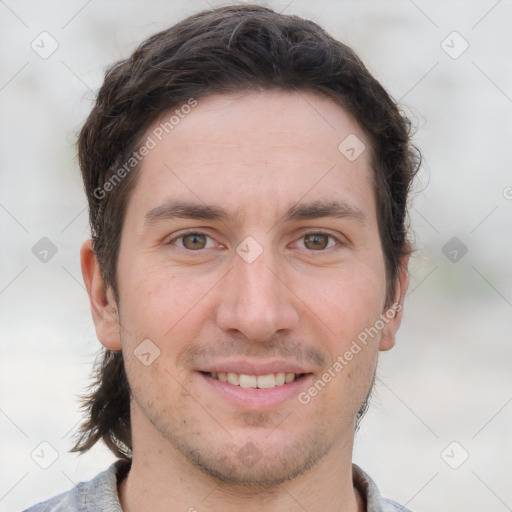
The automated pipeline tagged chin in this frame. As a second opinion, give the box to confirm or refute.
[171,430,334,488]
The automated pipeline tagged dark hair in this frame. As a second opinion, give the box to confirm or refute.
[72,4,420,459]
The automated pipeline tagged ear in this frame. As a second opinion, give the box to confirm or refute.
[80,239,122,351]
[379,253,410,352]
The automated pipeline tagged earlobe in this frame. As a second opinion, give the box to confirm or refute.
[379,254,410,352]
[80,240,122,351]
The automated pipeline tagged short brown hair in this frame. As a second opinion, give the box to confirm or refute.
[73,4,420,459]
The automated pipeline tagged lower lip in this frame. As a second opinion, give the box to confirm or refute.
[198,372,313,410]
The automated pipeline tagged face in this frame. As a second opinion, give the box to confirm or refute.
[84,90,407,485]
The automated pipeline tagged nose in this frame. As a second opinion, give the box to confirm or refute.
[215,248,300,342]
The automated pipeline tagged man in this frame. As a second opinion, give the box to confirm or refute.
[25,4,420,511]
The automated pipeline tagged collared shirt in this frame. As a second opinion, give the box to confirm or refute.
[23,460,412,512]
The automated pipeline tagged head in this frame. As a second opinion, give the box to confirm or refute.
[74,4,419,484]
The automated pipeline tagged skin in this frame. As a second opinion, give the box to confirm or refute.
[81,90,408,512]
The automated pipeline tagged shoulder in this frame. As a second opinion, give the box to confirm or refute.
[352,463,413,512]
[22,487,81,512]
[380,497,414,511]
[22,461,129,512]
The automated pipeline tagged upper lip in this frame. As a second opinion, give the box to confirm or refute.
[197,360,313,376]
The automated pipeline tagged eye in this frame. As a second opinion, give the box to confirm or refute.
[170,232,216,250]
[298,232,338,251]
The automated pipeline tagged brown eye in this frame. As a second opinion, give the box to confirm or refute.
[303,233,330,250]
[182,233,207,250]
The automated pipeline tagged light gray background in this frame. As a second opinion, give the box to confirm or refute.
[1,1,511,511]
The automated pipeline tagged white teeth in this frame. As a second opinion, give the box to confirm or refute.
[227,372,240,385]
[239,374,257,388]
[257,373,276,389]
[209,371,299,388]
[275,372,286,386]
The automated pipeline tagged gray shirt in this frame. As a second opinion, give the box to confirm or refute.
[23,461,411,512]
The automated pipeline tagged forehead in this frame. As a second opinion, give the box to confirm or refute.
[127,90,375,226]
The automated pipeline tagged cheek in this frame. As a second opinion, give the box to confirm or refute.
[119,266,204,399]
[117,261,222,354]
[311,272,382,417]
[297,261,386,340]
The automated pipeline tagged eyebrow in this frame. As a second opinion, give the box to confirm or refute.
[282,200,367,224]
[144,201,237,225]
[143,199,367,227]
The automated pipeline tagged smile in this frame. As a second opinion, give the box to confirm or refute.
[207,371,304,389]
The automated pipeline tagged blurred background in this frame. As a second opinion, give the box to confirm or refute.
[0,1,510,511]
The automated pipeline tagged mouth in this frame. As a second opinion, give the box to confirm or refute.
[202,371,307,389]
[195,359,315,409]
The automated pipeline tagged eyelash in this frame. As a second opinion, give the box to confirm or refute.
[168,230,342,252]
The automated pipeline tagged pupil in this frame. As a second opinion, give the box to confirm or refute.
[305,234,328,250]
